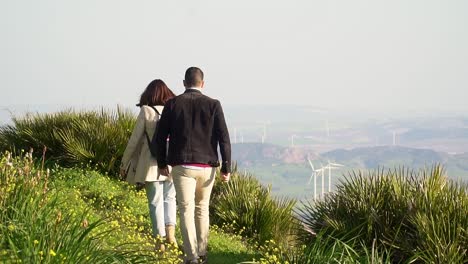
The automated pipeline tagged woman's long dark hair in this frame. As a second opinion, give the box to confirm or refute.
[136,79,175,107]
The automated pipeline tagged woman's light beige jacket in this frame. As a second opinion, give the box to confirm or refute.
[121,105,168,184]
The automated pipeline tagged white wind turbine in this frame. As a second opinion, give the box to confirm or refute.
[312,161,327,198]
[317,167,326,199]
[390,128,408,146]
[263,125,266,143]
[229,127,237,144]
[323,161,344,192]
[306,157,316,194]
[290,134,297,147]
[325,119,330,139]
[391,130,403,146]
[257,121,270,144]
[319,162,326,197]
[233,127,237,144]
[307,157,324,200]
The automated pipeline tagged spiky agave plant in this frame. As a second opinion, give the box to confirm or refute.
[0,107,136,176]
[0,110,75,159]
[297,165,468,263]
[407,166,468,263]
[211,170,298,247]
[56,106,135,175]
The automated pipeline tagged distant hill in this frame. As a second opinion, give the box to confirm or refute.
[232,143,318,167]
[402,128,468,141]
[232,143,456,169]
[231,144,467,198]
[449,152,468,171]
[322,146,449,169]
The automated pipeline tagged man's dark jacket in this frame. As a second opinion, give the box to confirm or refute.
[152,89,231,173]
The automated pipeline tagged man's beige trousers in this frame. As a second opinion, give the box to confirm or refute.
[172,165,216,261]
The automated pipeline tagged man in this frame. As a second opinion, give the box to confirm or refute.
[154,67,231,264]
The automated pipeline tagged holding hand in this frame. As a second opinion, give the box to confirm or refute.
[159,166,170,177]
[119,167,127,180]
[221,172,230,183]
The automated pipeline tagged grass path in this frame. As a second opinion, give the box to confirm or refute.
[208,228,256,264]
[51,167,258,263]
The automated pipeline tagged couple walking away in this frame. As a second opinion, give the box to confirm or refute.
[120,67,231,264]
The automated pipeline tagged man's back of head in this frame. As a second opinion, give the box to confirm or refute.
[184,67,204,88]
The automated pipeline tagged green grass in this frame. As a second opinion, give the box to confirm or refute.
[0,152,257,263]
[50,166,257,263]
[208,226,256,264]
[0,154,154,263]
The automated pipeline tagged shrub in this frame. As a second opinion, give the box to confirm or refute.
[0,107,135,176]
[211,170,298,247]
[0,152,154,263]
[298,165,468,263]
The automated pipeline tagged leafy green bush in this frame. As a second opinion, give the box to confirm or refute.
[0,107,135,176]
[298,165,468,263]
[211,170,298,247]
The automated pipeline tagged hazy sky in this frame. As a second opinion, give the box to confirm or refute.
[1,0,467,111]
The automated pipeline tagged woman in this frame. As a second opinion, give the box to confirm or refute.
[120,79,177,251]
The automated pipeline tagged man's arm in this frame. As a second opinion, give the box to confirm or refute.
[214,100,231,174]
[152,101,171,169]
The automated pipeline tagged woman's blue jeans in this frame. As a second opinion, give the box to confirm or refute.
[145,180,177,237]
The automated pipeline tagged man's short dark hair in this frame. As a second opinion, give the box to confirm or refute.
[184,67,204,87]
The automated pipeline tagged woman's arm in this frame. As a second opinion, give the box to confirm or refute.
[121,108,146,168]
